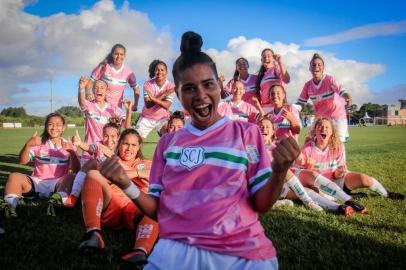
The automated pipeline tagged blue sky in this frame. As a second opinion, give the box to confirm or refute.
[1,0,405,115]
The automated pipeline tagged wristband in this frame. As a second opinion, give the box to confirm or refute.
[123,182,140,199]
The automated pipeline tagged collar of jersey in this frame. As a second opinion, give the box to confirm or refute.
[312,74,326,90]
[110,63,124,74]
[185,116,229,137]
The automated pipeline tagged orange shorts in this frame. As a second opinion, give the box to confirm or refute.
[101,184,143,231]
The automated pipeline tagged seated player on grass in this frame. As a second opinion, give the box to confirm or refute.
[258,117,354,216]
[78,129,158,269]
[64,122,121,207]
[2,113,79,218]
[296,117,405,213]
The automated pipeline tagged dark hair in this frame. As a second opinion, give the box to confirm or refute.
[172,31,219,89]
[255,48,274,96]
[311,53,324,66]
[168,110,185,126]
[100,44,126,66]
[41,113,65,143]
[102,122,120,136]
[148,59,168,79]
[233,57,249,81]
[117,129,144,159]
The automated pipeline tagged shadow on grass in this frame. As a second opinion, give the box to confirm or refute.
[261,210,405,270]
[0,204,404,270]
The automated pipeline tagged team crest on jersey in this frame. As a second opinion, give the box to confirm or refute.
[137,163,145,170]
[246,145,260,163]
[179,146,205,170]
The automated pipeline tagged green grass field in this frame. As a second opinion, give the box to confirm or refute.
[0,126,405,269]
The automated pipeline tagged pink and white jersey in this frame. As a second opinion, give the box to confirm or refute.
[90,63,137,107]
[266,142,277,162]
[298,74,348,120]
[266,105,301,141]
[148,117,276,260]
[141,79,175,121]
[29,139,75,180]
[218,100,258,123]
[225,75,258,106]
[299,140,346,180]
[82,100,125,145]
[260,64,283,107]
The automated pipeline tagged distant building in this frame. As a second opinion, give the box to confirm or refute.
[375,100,406,126]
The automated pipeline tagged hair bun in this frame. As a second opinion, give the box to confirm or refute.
[313,53,321,58]
[180,31,203,54]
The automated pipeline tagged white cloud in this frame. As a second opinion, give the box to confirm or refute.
[304,19,406,46]
[0,0,173,111]
[206,36,385,106]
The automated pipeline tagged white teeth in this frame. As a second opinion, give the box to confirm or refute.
[195,104,209,109]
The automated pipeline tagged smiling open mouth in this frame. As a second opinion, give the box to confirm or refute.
[194,104,211,117]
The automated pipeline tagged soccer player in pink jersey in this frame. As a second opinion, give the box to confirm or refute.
[297,53,352,142]
[224,57,258,106]
[256,48,290,112]
[64,122,121,207]
[135,60,176,139]
[259,117,354,216]
[297,117,404,206]
[218,80,264,123]
[78,76,132,163]
[3,113,80,217]
[97,31,300,270]
[159,111,186,136]
[266,84,301,141]
[86,44,139,109]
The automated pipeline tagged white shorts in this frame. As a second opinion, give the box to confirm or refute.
[28,176,63,198]
[332,118,349,143]
[144,239,278,270]
[135,116,167,139]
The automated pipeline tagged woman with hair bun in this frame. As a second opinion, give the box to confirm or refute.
[98,31,300,270]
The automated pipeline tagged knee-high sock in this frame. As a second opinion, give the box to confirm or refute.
[314,174,352,203]
[286,175,313,204]
[369,177,388,197]
[4,194,19,209]
[81,178,103,232]
[71,171,86,197]
[133,215,159,255]
[305,188,340,211]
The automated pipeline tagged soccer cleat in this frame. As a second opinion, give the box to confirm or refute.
[120,249,148,270]
[345,200,367,214]
[387,191,405,200]
[78,230,105,255]
[47,193,63,216]
[64,194,78,208]
[304,201,323,211]
[273,199,294,208]
[337,205,354,217]
[349,192,368,199]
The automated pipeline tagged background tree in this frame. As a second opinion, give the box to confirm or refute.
[0,107,27,117]
[55,106,83,117]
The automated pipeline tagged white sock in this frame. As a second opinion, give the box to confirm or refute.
[306,188,340,211]
[369,178,388,197]
[286,175,312,204]
[314,174,352,202]
[4,194,19,209]
[71,171,86,197]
